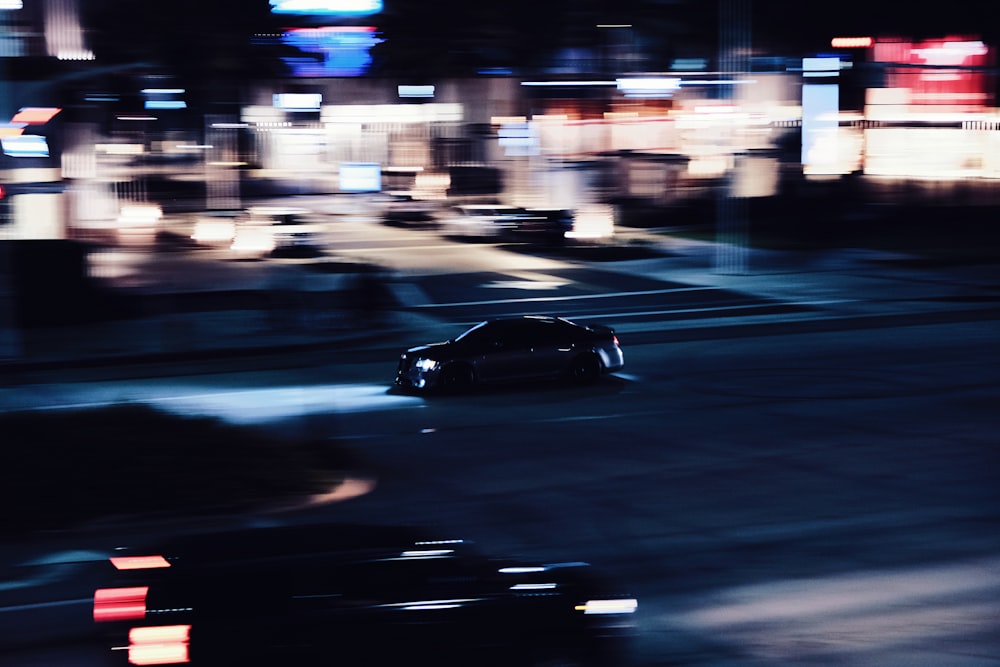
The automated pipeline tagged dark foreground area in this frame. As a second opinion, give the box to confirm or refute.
[0,405,362,535]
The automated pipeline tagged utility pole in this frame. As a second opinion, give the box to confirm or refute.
[714,0,750,274]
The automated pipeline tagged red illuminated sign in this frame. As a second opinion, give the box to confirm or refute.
[11,107,61,124]
[831,37,873,48]
[873,36,992,106]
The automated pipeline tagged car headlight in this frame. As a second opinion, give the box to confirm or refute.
[574,598,638,615]
[415,358,439,372]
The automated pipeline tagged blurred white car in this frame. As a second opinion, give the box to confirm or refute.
[190,210,242,247]
[229,207,325,258]
[441,204,528,239]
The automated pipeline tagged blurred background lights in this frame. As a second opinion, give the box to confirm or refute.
[269,0,382,15]
[831,36,873,48]
[0,122,26,137]
[398,85,435,98]
[616,77,682,97]
[11,107,61,124]
[2,135,49,157]
[282,26,382,77]
[273,92,323,111]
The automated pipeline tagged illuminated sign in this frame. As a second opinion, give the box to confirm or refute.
[321,103,462,123]
[802,57,840,174]
[831,37,873,48]
[802,57,841,78]
[616,77,682,97]
[398,85,435,98]
[145,100,187,110]
[2,135,49,157]
[270,0,381,15]
[273,93,323,111]
[0,123,25,137]
[11,107,61,124]
[142,89,186,110]
[874,37,991,106]
[339,162,382,191]
[282,27,382,77]
[498,122,539,156]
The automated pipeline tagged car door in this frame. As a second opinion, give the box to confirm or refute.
[467,321,536,383]
[524,319,577,378]
[297,556,505,665]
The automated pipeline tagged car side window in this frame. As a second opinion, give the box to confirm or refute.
[530,321,563,346]
[501,321,539,348]
[479,322,516,349]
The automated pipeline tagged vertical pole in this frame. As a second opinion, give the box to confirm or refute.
[205,115,241,211]
[714,0,750,275]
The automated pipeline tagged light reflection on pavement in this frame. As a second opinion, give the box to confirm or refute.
[3,383,424,424]
[670,556,1000,665]
[144,383,422,423]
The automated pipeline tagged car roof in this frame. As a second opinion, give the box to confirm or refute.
[488,315,573,325]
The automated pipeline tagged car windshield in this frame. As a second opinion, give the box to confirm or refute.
[455,320,491,342]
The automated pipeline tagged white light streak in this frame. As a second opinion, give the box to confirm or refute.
[144,384,422,423]
[520,81,617,87]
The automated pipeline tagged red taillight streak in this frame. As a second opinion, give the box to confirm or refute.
[94,587,148,622]
[128,625,191,665]
[112,555,171,570]
[613,335,620,346]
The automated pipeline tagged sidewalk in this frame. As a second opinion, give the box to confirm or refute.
[2,232,998,377]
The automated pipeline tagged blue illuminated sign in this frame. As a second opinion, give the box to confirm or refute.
[270,0,382,15]
[282,27,382,77]
[2,135,49,158]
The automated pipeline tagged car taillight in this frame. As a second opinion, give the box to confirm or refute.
[94,586,148,622]
[612,335,620,347]
[128,624,191,665]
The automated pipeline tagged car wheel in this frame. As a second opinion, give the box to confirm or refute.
[570,353,601,384]
[439,363,475,391]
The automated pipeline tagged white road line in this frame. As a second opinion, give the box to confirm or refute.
[414,286,710,308]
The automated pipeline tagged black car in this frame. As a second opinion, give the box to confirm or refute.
[381,193,439,228]
[506,208,575,243]
[93,522,637,667]
[441,205,573,243]
[395,316,625,391]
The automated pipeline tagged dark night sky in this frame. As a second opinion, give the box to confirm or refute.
[751,0,1000,54]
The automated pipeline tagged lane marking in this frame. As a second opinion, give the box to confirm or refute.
[414,286,710,308]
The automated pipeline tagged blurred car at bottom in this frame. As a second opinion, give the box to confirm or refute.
[395,315,624,392]
[93,522,637,667]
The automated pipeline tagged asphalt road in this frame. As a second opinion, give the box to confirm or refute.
[2,316,999,666]
[2,197,999,665]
